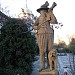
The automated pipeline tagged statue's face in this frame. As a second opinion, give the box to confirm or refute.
[40,10,47,14]
[39,10,44,13]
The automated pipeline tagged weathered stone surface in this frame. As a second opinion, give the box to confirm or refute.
[39,69,58,75]
[33,1,58,75]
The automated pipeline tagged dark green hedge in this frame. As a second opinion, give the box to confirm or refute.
[0,19,36,75]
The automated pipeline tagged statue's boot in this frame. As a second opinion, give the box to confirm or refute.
[38,67,44,72]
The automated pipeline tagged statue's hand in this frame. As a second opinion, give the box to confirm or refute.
[32,25,37,30]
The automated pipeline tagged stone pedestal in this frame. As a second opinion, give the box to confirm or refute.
[39,69,58,75]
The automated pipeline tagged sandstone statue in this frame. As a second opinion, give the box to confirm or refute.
[33,1,57,71]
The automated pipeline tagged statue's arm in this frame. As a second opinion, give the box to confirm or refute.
[49,11,58,24]
[33,18,39,30]
[47,8,58,24]
[46,2,58,24]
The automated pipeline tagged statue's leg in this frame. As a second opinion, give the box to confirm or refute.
[47,34,52,68]
[51,60,55,70]
[37,34,45,71]
[47,49,49,68]
[43,34,49,68]
[50,60,52,70]
[48,51,52,70]
[39,50,45,71]
[54,59,57,70]
[48,34,52,52]
[44,34,50,68]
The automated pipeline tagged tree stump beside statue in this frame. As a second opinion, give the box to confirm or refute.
[33,1,58,75]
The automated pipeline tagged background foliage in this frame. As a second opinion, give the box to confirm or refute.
[0,18,36,75]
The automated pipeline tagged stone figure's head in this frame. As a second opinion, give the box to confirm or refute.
[37,1,49,13]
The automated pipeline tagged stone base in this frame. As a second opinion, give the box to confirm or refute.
[39,69,58,75]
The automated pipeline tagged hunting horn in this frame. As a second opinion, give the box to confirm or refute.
[50,2,57,11]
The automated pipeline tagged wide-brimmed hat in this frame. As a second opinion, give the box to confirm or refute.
[37,7,49,13]
[37,1,49,12]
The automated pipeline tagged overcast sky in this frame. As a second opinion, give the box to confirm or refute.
[0,0,75,44]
